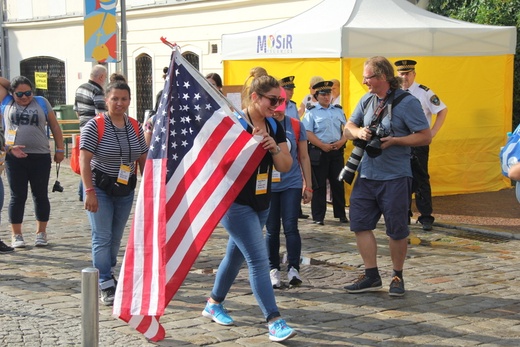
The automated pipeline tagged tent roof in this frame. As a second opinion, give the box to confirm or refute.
[221,0,517,60]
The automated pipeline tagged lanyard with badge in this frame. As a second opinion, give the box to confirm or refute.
[108,116,133,185]
[247,110,274,194]
[5,101,29,146]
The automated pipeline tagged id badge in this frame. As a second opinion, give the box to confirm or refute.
[272,169,281,183]
[255,172,268,195]
[6,129,16,146]
[117,164,131,185]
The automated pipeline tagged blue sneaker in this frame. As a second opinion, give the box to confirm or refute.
[268,319,296,342]
[201,300,234,326]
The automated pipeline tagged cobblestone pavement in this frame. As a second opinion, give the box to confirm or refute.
[1,166,520,346]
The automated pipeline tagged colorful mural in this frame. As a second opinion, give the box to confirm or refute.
[84,0,118,63]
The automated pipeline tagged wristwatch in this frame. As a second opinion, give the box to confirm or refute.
[270,145,281,155]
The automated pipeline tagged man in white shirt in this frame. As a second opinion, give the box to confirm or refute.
[395,59,448,231]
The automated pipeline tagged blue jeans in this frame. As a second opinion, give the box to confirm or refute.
[266,188,302,272]
[211,203,280,322]
[86,186,134,288]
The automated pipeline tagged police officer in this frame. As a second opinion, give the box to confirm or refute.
[279,76,299,120]
[301,81,348,225]
[395,59,448,231]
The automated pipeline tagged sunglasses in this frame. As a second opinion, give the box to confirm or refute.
[258,93,285,107]
[15,91,33,97]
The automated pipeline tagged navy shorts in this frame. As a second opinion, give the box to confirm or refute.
[349,177,412,240]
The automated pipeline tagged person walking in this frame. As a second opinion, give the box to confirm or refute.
[266,87,312,288]
[395,59,448,231]
[74,64,107,201]
[343,56,431,296]
[301,80,348,225]
[80,81,148,306]
[1,76,65,248]
[201,74,297,342]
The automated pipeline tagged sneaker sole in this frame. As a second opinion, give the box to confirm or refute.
[34,243,48,247]
[269,330,297,342]
[0,250,15,254]
[289,278,302,286]
[201,310,234,326]
[12,244,26,248]
[344,285,382,293]
[389,291,405,297]
[100,299,114,306]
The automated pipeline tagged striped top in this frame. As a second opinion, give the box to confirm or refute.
[80,113,148,180]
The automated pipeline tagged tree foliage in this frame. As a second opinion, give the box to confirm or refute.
[428,0,520,127]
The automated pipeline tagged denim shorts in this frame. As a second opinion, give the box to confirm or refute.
[349,177,412,240]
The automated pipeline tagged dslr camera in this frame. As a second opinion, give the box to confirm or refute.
[338,123,390,184]
[52,180,64,193]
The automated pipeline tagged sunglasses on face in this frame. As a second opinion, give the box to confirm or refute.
[258,93,285,107]
[15,91,33,97]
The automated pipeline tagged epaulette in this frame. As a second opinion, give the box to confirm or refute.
[419,84,430,92]
[306,104,316,110]
[289,100,296,105]
[333,104,342,109]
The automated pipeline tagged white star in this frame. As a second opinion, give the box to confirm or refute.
[194,104,201,111]
[170,129,177,137]
[172,153,178,160]
[181,128,188,136]
[194,93,201,100]
[195,115,201,122]
[181,140,188,147]
[185,115,192,123]
[182,93,189,100]
[183,81,191,89]
[205,104,212,110]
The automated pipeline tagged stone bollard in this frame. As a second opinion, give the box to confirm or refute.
[81,267,99,347]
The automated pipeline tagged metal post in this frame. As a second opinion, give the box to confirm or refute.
[120,0,127,78]
[82,267,99,347]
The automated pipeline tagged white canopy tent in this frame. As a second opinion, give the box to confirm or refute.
[221,0,517,196]
[222,0,516,60]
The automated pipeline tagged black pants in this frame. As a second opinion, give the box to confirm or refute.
[410,145,434,224]
[310,147,346,221]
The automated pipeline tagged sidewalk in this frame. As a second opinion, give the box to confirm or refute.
[1,166,520,346]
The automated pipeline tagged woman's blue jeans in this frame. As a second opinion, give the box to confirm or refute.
[265,188,302,272]
[211,202,281,322]
[86,186,134,288]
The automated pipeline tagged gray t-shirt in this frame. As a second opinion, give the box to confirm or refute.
[2,96,51,154]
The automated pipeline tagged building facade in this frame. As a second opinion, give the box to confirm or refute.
[1,0,320,119]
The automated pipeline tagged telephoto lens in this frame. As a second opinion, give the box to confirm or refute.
[338,140,366,184]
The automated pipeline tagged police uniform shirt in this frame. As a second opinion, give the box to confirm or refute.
[407,81,446,126]
[301,103,346,144]
[285,100,299,119]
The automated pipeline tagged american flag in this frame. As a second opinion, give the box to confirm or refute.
[112,48,265,341]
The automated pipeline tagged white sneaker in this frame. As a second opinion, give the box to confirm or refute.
[288,267,302,286]
[35,232,48,247]
[270,269,281,288]
[11,234,26,248]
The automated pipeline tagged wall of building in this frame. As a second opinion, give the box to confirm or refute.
[2,0,321,116]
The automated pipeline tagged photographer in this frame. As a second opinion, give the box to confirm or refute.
[342,56,431,297]
[301,81,348,225]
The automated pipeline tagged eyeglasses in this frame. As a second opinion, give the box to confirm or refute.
[258,93,285,107]
[15,91,33,97]
[363,74,377,81]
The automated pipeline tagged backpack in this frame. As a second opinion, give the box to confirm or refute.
[235,111,278,135]
[289,117,300,143]
[70,113,140,175]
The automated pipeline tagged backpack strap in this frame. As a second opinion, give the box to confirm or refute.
[94,113,140,143]
[289,117,300,143]
[33,96,48,121]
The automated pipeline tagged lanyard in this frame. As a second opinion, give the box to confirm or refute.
[107,114,132,164]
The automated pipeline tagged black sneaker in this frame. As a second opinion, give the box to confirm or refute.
[344,275,382,293]
[389,276,405,297]
[0,240,14,254]
[100,286,116,306]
